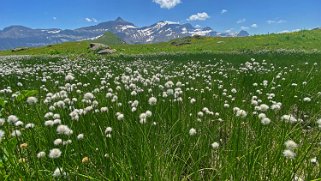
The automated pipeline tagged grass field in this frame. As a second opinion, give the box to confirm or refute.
[0,52,321,180]
[0,29,321,56]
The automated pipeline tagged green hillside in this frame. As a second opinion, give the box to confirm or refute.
[90,32,125,45]
[1,29,321,56]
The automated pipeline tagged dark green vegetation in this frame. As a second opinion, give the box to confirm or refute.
[0,29,321,56]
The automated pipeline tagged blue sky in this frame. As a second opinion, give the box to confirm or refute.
[1,0,320,34]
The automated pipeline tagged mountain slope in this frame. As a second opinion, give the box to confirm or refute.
[1,29,320,56]
[0,17,248,50]
[91,32,126,45]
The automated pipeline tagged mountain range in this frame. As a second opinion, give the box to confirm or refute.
[0,17,249,50]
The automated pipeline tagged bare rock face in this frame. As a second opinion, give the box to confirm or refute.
[89,43,116,55]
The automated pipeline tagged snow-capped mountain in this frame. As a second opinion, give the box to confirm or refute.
[0,17,249,50]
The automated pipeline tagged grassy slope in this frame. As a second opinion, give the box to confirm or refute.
[0,29,321,56]
[91,32,125,45]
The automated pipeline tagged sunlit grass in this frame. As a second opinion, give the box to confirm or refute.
[0,53,321,180]
[1,29,321,56]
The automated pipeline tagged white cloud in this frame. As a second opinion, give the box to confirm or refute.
[251,24,258,28]
[164,21,179,24]
[279,30,290,33]
[153,0,181,9]
[188,12,210,21]
[53,17,57,20]
[237,18,246,24]
[221,9,228,14]
[241,26,249,30]
[279,29,301,34]
[225,28,233,33]
[85,18,98,23]
[267,19,286,24]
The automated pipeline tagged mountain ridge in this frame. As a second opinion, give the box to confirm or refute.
[0,17,249,50]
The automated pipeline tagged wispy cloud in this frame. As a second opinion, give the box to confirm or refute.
[237,18,246,24]
[85,18,98,23]
[251,24,258,28]
[225,28,234,33]
[187,12,210,21]
[221,9,228,14]
[279,29,301,34]
[153,0,181,9]
[241,26,249,30]
[52,17,57,20]
[267,18,286,24]
[279,30,290,33]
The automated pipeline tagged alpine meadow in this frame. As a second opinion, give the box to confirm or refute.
[1,0,321,180]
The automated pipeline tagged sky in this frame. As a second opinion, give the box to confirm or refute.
[1,0,320,34]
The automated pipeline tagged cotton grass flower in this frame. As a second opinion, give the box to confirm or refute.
[145,110,152,117]
[233,107,240,113]
[284,140,298,150]
[54,139,63,145]
[258,113,266,119]
[83,92,94,100]
[49,148,62,159]
[53,167,66,177]
[189,128,197,136]
[53,119,61,125]
[311,157,318,164]
[116,113,124,121]
[316,119,321,128]
[271,103,282,111]
[100,107,108,112]
[26,96,38,105]
[44,120,54,127]
[211,142,220,149]
[11,130,21,137]
[63,140,72,145]
[7,115,18,124]
[25,123,35,129]
[105,127,112,134]
[148,97,157,106]
[283,149,296,159]
[261,117,271,125]
[231,88,237,94]
[139,113,147,124]
[303,97,311,102]
[65,74,75,81]
[0,130,5,140]
[197,111,204,117]
[44,112,54,119]
[259,104,269,112]
[77,134,84,140]
[14,121,24,127]
[0,118,5,126]
[37,151,46,158]
[236,109,247,118]
[57,125,73,135]
[281,115,297,123]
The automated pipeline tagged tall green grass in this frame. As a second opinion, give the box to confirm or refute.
[0,53,321,180]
